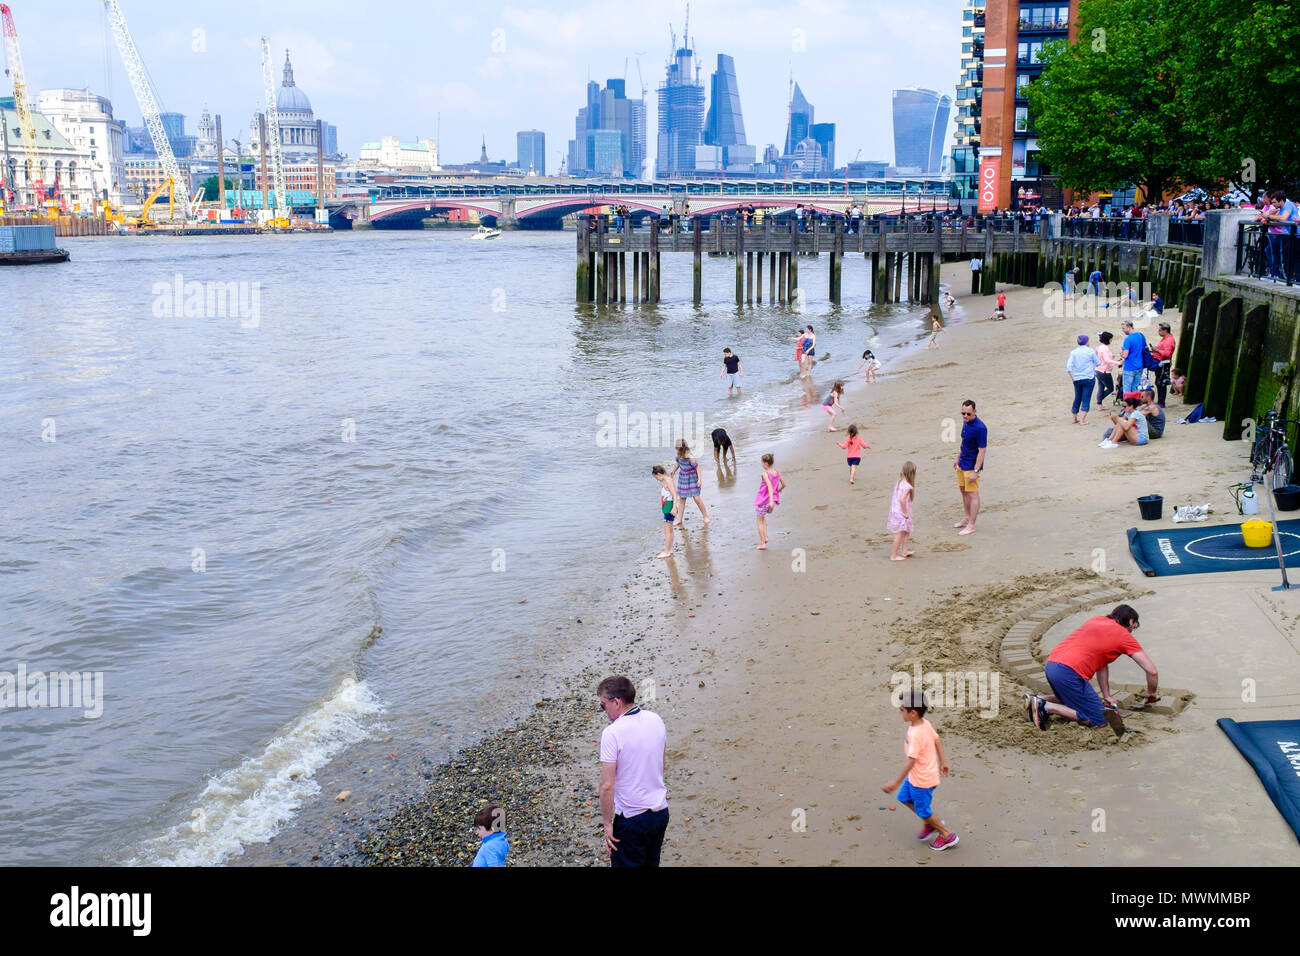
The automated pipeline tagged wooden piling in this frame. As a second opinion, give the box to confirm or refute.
[756,251,763,303]
[746,251,755,305]
[692,219,702,306]
[779,251,789,303]
[577,218,591,303]
[633,250,640,303]
[830,224,843,305]
[648,222,659,304]
[736,220,745,306]
[619,252,626,303]
[788,221,799,305]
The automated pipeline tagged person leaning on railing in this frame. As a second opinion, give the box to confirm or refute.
[1259,188,1298,282]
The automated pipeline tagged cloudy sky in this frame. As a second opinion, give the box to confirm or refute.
[13,0,962,169]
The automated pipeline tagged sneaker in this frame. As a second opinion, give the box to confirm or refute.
[917,822,937,841]
[930,832,960,851]
[1099,440,1118,449]
[1030,696,1049,731]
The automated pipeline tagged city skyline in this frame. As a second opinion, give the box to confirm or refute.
[8,0,961,172]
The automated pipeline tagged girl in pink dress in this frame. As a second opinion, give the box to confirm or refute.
[887,461,917,561]
[754,453,786,550]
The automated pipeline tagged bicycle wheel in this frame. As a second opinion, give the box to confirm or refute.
[1273,446,1294,490]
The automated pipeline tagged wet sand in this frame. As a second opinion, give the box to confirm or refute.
[282,262,1300,866]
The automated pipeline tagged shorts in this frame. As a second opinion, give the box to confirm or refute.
[897,778,935,818]
[847,457,861,466]
[1044,660,1106,727]
[663,511,675,523]
[956,469,980,493]
[805,348,815,358]
[824,404,836,416]
[713,438,731,451]
[727,373,740,387]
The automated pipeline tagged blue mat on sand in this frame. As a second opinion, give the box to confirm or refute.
[1127,519,1300,576]
[1217,719,1300,843]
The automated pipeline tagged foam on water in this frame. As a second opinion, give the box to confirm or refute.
[128,677,384,866]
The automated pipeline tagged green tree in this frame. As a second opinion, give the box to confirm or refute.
[199,175,237,197]
[1177,0,1300,199]
[1027,0,1209,202]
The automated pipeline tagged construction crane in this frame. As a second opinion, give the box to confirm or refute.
[102,0,191,220]
[260,37,289,222]
[1,4,43,207]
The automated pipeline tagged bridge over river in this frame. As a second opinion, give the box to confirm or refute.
[326,177,953,229]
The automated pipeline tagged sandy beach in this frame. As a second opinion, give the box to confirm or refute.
[343,260,1300,866]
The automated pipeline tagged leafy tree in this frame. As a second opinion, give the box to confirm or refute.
[1027,0,1210,202]
[1176,0,1300,200]
[199,176,237,197]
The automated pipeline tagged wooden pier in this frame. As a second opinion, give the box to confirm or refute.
[576,214,1043,314]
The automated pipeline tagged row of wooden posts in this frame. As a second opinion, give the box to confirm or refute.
[576,215,944,314]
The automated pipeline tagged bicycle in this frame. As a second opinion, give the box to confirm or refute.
[1249,410,1296,490]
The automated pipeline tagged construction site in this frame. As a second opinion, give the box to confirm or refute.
[0,1,330,236]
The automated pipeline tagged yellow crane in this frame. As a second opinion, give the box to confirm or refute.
[1,3,44,207]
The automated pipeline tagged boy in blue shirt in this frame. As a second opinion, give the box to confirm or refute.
[471,804,509,867]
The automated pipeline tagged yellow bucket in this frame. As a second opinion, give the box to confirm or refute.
[1242,519,1273,548]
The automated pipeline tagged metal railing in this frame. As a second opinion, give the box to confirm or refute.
[1237,222,1300,286]
[1167,218,1204,246]
[1060,217,1147,241]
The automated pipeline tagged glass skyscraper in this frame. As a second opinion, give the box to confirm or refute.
[568,79,644,177]
[704,55,745,147]
[517,130,545,175]
[655,31,705,178]
[783,84,813,156]
[892,88,952,173]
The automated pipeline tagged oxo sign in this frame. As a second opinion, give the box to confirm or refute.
[978,157,1000,212]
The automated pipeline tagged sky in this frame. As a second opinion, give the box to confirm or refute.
[10,0,963,170]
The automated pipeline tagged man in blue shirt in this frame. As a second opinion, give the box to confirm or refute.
[1118,319,1147,396]
[953,400,988,536]
[1088,268,1103,298]
[471,804,509,867]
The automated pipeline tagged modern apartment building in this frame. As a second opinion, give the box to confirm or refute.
[952,1,1077,211]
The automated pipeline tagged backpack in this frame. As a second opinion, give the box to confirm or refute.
[1142,342,1161,371]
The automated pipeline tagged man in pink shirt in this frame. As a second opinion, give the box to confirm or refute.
[1152,321,1176,406]
[598,675,669,867]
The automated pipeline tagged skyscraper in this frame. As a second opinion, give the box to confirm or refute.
[703,54,754,173]
[811,122,836,172]
[656,28,706,178]
[517,130,546,175]
[569,78,645,177]
[783,83,813,156]
[892,88,952,173]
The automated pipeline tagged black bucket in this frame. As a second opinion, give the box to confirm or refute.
[1137,495,1163,520]
[1275,484,1300,511]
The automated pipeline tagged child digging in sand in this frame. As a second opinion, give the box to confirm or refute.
[881,690,958,851]
[837,424,869,484]
[887,461,916,560]
[754,453,785,550]
[651,465,679,559]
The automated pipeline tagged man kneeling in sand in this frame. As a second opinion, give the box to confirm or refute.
[1025,604,1159,731]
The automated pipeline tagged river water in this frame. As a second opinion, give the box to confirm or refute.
[0,228,935,865]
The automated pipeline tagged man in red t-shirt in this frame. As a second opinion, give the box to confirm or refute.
[1025,605,1159,730]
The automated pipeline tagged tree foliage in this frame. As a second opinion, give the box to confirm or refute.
[1026,0,1300,200]
[199,176,237,196]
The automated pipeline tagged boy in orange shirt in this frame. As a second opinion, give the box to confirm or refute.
[881,690,959,850]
